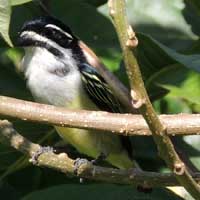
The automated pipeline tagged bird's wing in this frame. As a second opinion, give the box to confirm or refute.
[79,63,133,158]
[79,63,121,113]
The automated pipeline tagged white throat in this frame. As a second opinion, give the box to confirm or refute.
[21,46,83,107]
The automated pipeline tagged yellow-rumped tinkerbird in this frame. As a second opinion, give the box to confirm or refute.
[18,16,134,169]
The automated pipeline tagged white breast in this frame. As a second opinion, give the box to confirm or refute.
[21,47,82,107]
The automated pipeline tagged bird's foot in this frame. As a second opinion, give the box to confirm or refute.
[74,158,89,183]
[91,153,107,165]
[31,146,54,165]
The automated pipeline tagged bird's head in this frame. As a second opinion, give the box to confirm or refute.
[18,16,83,59]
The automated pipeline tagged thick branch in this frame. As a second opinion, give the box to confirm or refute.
[0,120,200,187]
[0,96,199,136]
[108,0,200,198]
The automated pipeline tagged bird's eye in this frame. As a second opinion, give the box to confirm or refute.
[44,27,72,48]
[43,28,53,37]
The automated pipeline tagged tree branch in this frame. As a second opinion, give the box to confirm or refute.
[108,0,200,199]
[0,96,199,136]
[0,120,200,187]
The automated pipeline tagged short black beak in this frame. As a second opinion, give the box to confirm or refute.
[16,34,23,47]
[16,31,32,48]
[15,30,25,47]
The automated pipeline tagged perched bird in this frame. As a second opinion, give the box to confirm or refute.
[18,16,133,169]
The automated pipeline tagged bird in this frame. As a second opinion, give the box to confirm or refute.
[18,16,133,169]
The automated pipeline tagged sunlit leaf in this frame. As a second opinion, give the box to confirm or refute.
[163,71,200,106]
[99,0,198,50]
[11,0,32,6]
[0,0,13,46]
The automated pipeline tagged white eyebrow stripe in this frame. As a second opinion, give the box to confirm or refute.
[21,30,60,47]
[21,30,65,52]
[45,24,73,39]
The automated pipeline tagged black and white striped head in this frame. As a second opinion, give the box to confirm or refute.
[18,16,85,62]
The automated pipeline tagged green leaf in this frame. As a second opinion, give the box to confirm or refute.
[139,34,200,109]
[183,135,200,164]
[183,1,200,36]
[137,34,175,81]
[188,0,200,12]
[138,33,200,74]
[151,38,200,73]
[9,2,42,44]
[0,0,13,46]
[10,0,32,6]
[172,135,200,177]
[0,59,29,98]
[22,184,183,200]
[135,34,200,100]
[163,71,200,106]
[99,0,198,50]
[145,64,189,93]
[85,0,107,7]
[3,166,44,196]
[154,96,192,114]
[0,181,20,200]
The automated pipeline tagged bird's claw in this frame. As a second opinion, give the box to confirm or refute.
[74,158,89,184]
[74,158,89,173]
[31,146,54,165]
[91,153,107,165]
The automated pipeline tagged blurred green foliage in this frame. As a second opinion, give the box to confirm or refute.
[22,184,183,200]
[0,0,199,199]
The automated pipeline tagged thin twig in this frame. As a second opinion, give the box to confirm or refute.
[108,0,200,199]
[0,120,200,187]
[0,96,199,136]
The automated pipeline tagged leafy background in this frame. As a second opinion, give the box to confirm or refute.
[0,0,200,199]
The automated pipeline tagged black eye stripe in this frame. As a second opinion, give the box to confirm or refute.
[44,27,73,44]
[18,37,64,58]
